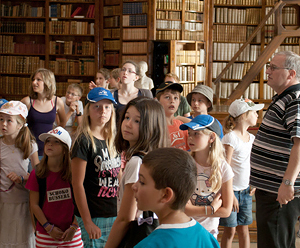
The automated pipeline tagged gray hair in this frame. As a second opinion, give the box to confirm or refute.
[275,51,300,81]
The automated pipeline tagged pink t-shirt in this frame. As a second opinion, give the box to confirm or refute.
[168,119,189,151]
[26,169,74,234]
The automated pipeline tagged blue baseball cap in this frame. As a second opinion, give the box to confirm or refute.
[87,87,116,104]
[0,99,8,108]
[180,115,224,139]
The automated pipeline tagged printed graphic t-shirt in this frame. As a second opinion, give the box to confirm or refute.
[168,119,189,151]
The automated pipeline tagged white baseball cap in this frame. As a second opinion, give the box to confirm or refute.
[39,126,72,150]
[0,101,28,120]
[229,98,264,118]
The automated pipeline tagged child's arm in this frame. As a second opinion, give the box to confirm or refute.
[29,190,64,240]
[56,97,67,128]
[77,115,83,127]
[175,115,191,123]
[71,157,102,240]
[29,151,40,169]
[61,216,79,241]
[89,81,97,90]
[105,183,137,248]
[213,178,233,218]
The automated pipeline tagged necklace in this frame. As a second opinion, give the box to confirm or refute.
[2,139,16,153]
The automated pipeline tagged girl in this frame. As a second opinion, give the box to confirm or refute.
[71,87,121,248]
[0,100,39,247]
[26,126,83,247]
[89,68,111,89]
[180,114,234,238]
[21,68,66,158]
[105,97,170,248]
[220,98,264,248]
[113,60,153,121]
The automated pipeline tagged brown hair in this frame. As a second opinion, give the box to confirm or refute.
[122,60,141,77]
[156,88,181,101]
[110,68,121,80]
[223,111,250,134]
[143,147,197,210]
[98,68,111,80]
[164,72,179,83]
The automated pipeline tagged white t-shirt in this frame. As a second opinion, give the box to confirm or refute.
[0,139,38,203]
[222,131,255,191]
[192,160,234,237]
[61,96,84,127]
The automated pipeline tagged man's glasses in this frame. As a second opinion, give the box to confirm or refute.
[66,91,79,97]
[266,64,291,71]
[121,68,136,74]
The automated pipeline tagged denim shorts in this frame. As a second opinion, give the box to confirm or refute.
[219,186,253,227]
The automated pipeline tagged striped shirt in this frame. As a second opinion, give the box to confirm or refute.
[250,84,300,194]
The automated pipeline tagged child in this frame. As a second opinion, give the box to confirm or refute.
[133,147,220,248]
[56,83,84,133]
[180,114,234,238]
[108,68,121,90]
[0,101,39,247]
[71,87,121,248]
[0,98,8,136]
[26,126,83,247]
[156,81,189,151]
[89,68,111,89]
[105,97,169,248]
[21,68,66,158]
[219,98,264,248]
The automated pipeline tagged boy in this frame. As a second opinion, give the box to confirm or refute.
[156,81,189,151]
[56,83,84,133]
[132,148,220,248]
[108,68,121,90]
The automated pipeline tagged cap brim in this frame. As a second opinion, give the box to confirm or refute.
[250,104,264,111]
[87,97,117,105]
[39,133,54,143]
[157,84,183,94]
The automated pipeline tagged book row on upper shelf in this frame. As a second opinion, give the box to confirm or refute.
[103,6,120,17]
[214,8,261,25]
[0,56,45,74]
[49,41,95,56]
[265,7,298,26]
[123,15,147,26]
[0,22,44,34]
[176,49,205,64]
[49,4,95,18]
[123,2,148,15]
[104,16,120,28]
[213,62,256,81]
[49,21,95,35]
[182,83,200,97]
[213,25,251,42]
[1,3,44,17]
[156,0,203,12]
[103,29,120,39]
[214,0,261,5]
[0,36,46,54]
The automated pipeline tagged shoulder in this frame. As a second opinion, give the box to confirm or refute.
[139,89,153,98]
[21,96,31,109]
[220,160,234,180]
[222,131,237,145]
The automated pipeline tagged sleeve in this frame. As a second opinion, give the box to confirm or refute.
[71,135,90,161]
[181,96,191,114]
[221,160,234,183]
[30,141,38,156]
[286,98,300,140]
[222,132,236,149]
[78,100,84,114]
[25,169,39,192]
[123,156,142,185]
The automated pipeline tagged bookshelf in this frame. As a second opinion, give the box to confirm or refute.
[0,0,99,100]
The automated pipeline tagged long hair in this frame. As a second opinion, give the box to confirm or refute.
[115,97,169,160]
[191,128,224,192]
[223,111,250,135]
[36,142,71,182]
[29,68,56,100]
[72,101,117,158]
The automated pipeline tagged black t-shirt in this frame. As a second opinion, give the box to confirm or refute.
[71,134,121,218]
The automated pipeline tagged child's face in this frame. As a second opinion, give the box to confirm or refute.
[65,88,80,104]
[44,137,63,158]
[89,100,112,127]
[244,110,258,127]
[95,72,108,88]
[158,90,180,117]
[32,72,45,94]
[121,105,140,147]
[191,93,211,115]
[108,76,119,89]
[0,113,22,138]
[132,164,164,211]
[121,63,139,84]
[187,128,212,152]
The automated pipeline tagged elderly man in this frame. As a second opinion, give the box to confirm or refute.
[250,51,300,248]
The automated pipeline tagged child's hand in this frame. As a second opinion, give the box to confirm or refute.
[7,172,21,184]
[89,81,97,90]
[211,193,222,213]
[69,101,78,113]
[232,195,239,212]
[48,226,64,240]
[250,187,256,196]
[85,221,102,239]
[61,227,76,241]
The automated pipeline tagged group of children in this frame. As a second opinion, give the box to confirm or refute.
[0,61,265,248]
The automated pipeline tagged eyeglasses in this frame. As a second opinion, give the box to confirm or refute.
[266,64,291,71]
[66,91,79,97]
[121,68,136,74]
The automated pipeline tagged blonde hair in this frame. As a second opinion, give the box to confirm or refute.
[164,72,179,83]
[223,111,250,134]
[68,83,83,97]
[72,101,117,158]
[191,129,224,192]
[29,68,56,100]
[110,68,121,80]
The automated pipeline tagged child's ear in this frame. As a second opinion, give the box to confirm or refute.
[117,77,121,83]
[161,187,175,204]
[210,132,216,143]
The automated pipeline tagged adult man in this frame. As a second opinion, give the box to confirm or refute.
[250,51,300,248]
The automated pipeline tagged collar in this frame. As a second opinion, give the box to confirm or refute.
[272,83,300,102]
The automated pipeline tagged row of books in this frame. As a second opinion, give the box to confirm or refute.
[264,26,300,43]
[1,3,44,17]
[51,0,94,2]
[1,36,45,54]
[214,0,261,5]
[214,8,261,25]
[156,30,181,40]
[123,2,148,15]
[103,28,120,39]
[212,62,255,80]
[104,16,120,28]
[122,42,147,54]
[0,56,45,74]
[213,43,261,62]
[49,41,95,55]
[185,0,203,12]
[213,25,247,42]
[103,40,120,50]
[185,12,203,21]
[123,15,147,27]
[0,76,30,95]
[48,58,95,76]
[49,5,95,18]
[156,11,181,20]
[104,6,120,17]
[185,22,203,31]
[176,65,206,82]
[182,83,197,97]
[104,52,119,66]
[0,22,45,34]
[156,20,182,30]
[176,49,205,64]
[123,28,147,40]
[156,0,182,10]
[49,21,94,35]
[265,7,298,25]
[184,31,204,41]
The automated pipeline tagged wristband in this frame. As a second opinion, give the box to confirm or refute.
[47,224,55,234]
[76,112,82,116]
[205,205,207,215]
[70,225,77,231]
[210,205,215,215]
[71,223,79,229]
[43,222,50,229]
